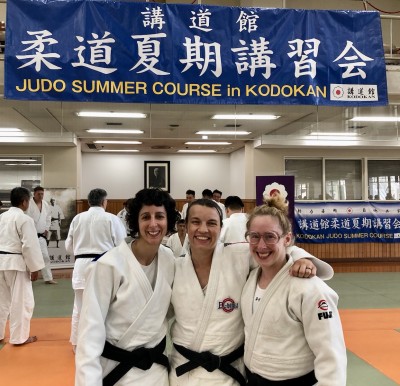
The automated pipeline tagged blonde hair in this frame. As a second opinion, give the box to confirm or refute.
[246,196,292,236]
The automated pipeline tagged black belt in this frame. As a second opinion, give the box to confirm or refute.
[101,336,169,386]
[245,367,317,386]
[74,253,103,259]
[174,343,246,386]
[37,233,46,239]
[51,218,59,221]
[0,251,21,255]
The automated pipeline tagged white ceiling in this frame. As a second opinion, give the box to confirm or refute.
[2,0,400,153]
[1,76,400,153]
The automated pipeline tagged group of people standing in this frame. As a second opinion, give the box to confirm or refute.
[0,186,347,385]
[73,188,346,385]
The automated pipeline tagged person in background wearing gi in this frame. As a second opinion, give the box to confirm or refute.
[220,195,247,244]
[46,198,65,248]
[166,219,188,258]
[117,198,132,236]
[75,188,179,386]
[0,187,44,345]
[180,189,195,220]
[202,188,226,219]
[66,188,126,354]
[25,186,57,284]
[213,188,226,215]
[169,199,334,386]
[242,197,346,385]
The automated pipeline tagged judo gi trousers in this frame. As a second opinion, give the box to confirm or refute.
[38,237,53,281]
[0,270,34,344]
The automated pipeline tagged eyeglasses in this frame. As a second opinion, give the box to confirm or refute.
[245,231,283,245]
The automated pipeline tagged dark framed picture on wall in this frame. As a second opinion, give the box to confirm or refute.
[144,161,170,192]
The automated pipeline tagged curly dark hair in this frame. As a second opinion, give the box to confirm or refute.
[127,188,179,237]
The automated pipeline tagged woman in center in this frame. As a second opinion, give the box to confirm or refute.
[169,198,333,386]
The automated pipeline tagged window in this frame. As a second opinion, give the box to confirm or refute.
[0,156,42,209]
[286,158,362,200]
[325,159,362,200]
[368,160,400,200]
[285,159,322,200]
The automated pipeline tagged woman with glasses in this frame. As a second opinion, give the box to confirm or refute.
[242,197,346,386]
[169,198,334,386]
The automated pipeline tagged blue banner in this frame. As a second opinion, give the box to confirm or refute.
[295,202,400,243]
[5,0,388,105]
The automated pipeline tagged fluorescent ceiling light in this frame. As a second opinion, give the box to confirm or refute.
[77,112,147,118]
[178,150,216,153]
[5,163,42,166]
[350,116,400,122]
[309,132,360,137]
[0,128,21,132]
[211,114,280,120]
[99,149,140,152]
[94,140,142,144]
[0,132,25,137]
[86,129,144,134]
[185,141,232,145]
[0,159,38,162]
[196,130,251,135]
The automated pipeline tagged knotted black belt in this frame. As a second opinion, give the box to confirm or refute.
[74,253,103,259]
[37,233,46,239]
[174,343,246,386]
[101,336,169,386]
[245,367,317,386]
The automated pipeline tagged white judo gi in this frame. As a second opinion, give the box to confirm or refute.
[0,207,44,344]
[181,203,189,220]
[66,206,126,346]
[25,198,53,281]
[47,202,65,243]
[166,233,188,258]
[242,256,346,386]
[75,241,175,386]
[116,208,129,235]
[220,212,248,244]
[169,243,333,386]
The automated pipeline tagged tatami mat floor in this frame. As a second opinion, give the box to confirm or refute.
[0,272,399,385]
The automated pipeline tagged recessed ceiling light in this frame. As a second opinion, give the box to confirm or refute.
[196,130,251,135]
[350,116,400,122]
[99,149,140,152]
[309,132,360,137]
[211,114,280,120]
[185,141,232,145]
[0,128,21,132]
[77,112,147,118]
[86,129,144,134]
[178,150,216,153]
[94,140,142,144]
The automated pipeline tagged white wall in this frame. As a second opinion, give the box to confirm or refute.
[229,147,246,198]
[81,153,233,200]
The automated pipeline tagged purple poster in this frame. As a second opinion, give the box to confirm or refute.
[256,176,295,223]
